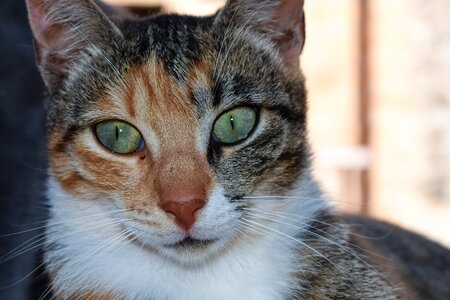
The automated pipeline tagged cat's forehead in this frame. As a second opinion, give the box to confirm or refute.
[87,14,278,119]
[106,56,210,150]
[119,13,279,85]
[120,14,215,80]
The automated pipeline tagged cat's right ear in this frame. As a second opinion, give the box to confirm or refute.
[216,0,305,70]
[26,0,122,92]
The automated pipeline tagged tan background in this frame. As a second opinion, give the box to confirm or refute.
[104,0,450,247]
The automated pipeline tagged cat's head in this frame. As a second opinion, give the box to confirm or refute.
[27,0,320,265]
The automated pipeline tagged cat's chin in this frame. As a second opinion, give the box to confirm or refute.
[134,233,236,267]
[159,237,233,266]
[164,236,217,249]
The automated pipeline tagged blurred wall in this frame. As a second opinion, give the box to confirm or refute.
[370,0,450,246]
[305,0,450,247]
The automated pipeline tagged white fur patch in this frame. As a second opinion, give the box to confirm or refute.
[45,175,327,299]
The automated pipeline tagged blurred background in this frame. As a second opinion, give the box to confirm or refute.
[104,0,450,247]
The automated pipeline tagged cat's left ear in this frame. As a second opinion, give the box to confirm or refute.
[217,0,305,68]
[25,0,122,92]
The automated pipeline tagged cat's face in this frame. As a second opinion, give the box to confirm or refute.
[27,0,312,265]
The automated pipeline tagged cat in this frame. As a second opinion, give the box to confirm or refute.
[23,0,450,299]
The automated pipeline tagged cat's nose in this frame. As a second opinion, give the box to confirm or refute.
[159,196,206,231]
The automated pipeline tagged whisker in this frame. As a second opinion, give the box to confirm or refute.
[241,217,325,259]
[0,219,128,264]
[0,259,47,290]
[60,229,133,280]
[3,220,133,294]
[130,231,148,263]
[237,218,322,285]
[18,158,48,173]
[244,206,392,241]
[237,219,318,262]
[244,207,386,252]
[242,195,323,200]
[40,230,139,300]
[245,210,375,269]
[244,207,395,286]
[0,232,47,263]
[38,280,55,300]
[241,195,390,208]
[241,217,356,286]
[2,208,131,236]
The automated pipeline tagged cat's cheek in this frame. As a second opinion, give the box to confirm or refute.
[212,114,289,198]
[48,132,152,202]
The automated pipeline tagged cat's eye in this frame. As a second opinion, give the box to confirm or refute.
[213,106,257,145]
[95,120,144,154]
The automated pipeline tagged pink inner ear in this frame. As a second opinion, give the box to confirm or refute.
[36,16,52,47]
[275,0,304,31]
[270,0,305,66]
[27,0,63,50]
[27,0,47,44]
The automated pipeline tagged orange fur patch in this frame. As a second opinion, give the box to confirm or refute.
[48,58,215,216]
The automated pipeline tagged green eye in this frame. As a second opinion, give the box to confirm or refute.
[95,120,144,154]
[213,106,257,144]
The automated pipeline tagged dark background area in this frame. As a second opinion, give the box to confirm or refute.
[0,0,48,299]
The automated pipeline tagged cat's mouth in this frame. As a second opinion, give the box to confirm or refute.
[165,237,217,249]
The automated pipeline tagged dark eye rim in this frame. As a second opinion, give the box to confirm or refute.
[211,105,260,147]
[93,119,146,155]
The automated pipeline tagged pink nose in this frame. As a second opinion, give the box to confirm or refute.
[160,197,205,231]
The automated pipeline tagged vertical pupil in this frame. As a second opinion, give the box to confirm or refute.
[230,115,235,130]
[115,126,119,141]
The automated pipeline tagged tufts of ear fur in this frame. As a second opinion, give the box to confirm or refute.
[217,0,305,69]
[26,0,122,92]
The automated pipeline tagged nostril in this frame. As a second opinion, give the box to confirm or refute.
[160,198,205,231]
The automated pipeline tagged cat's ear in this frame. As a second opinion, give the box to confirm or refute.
[217,0,305,69]
[25,0,122,91]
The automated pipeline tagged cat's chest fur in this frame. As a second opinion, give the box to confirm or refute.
[52,239,295,300]
[46,184,300,300]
